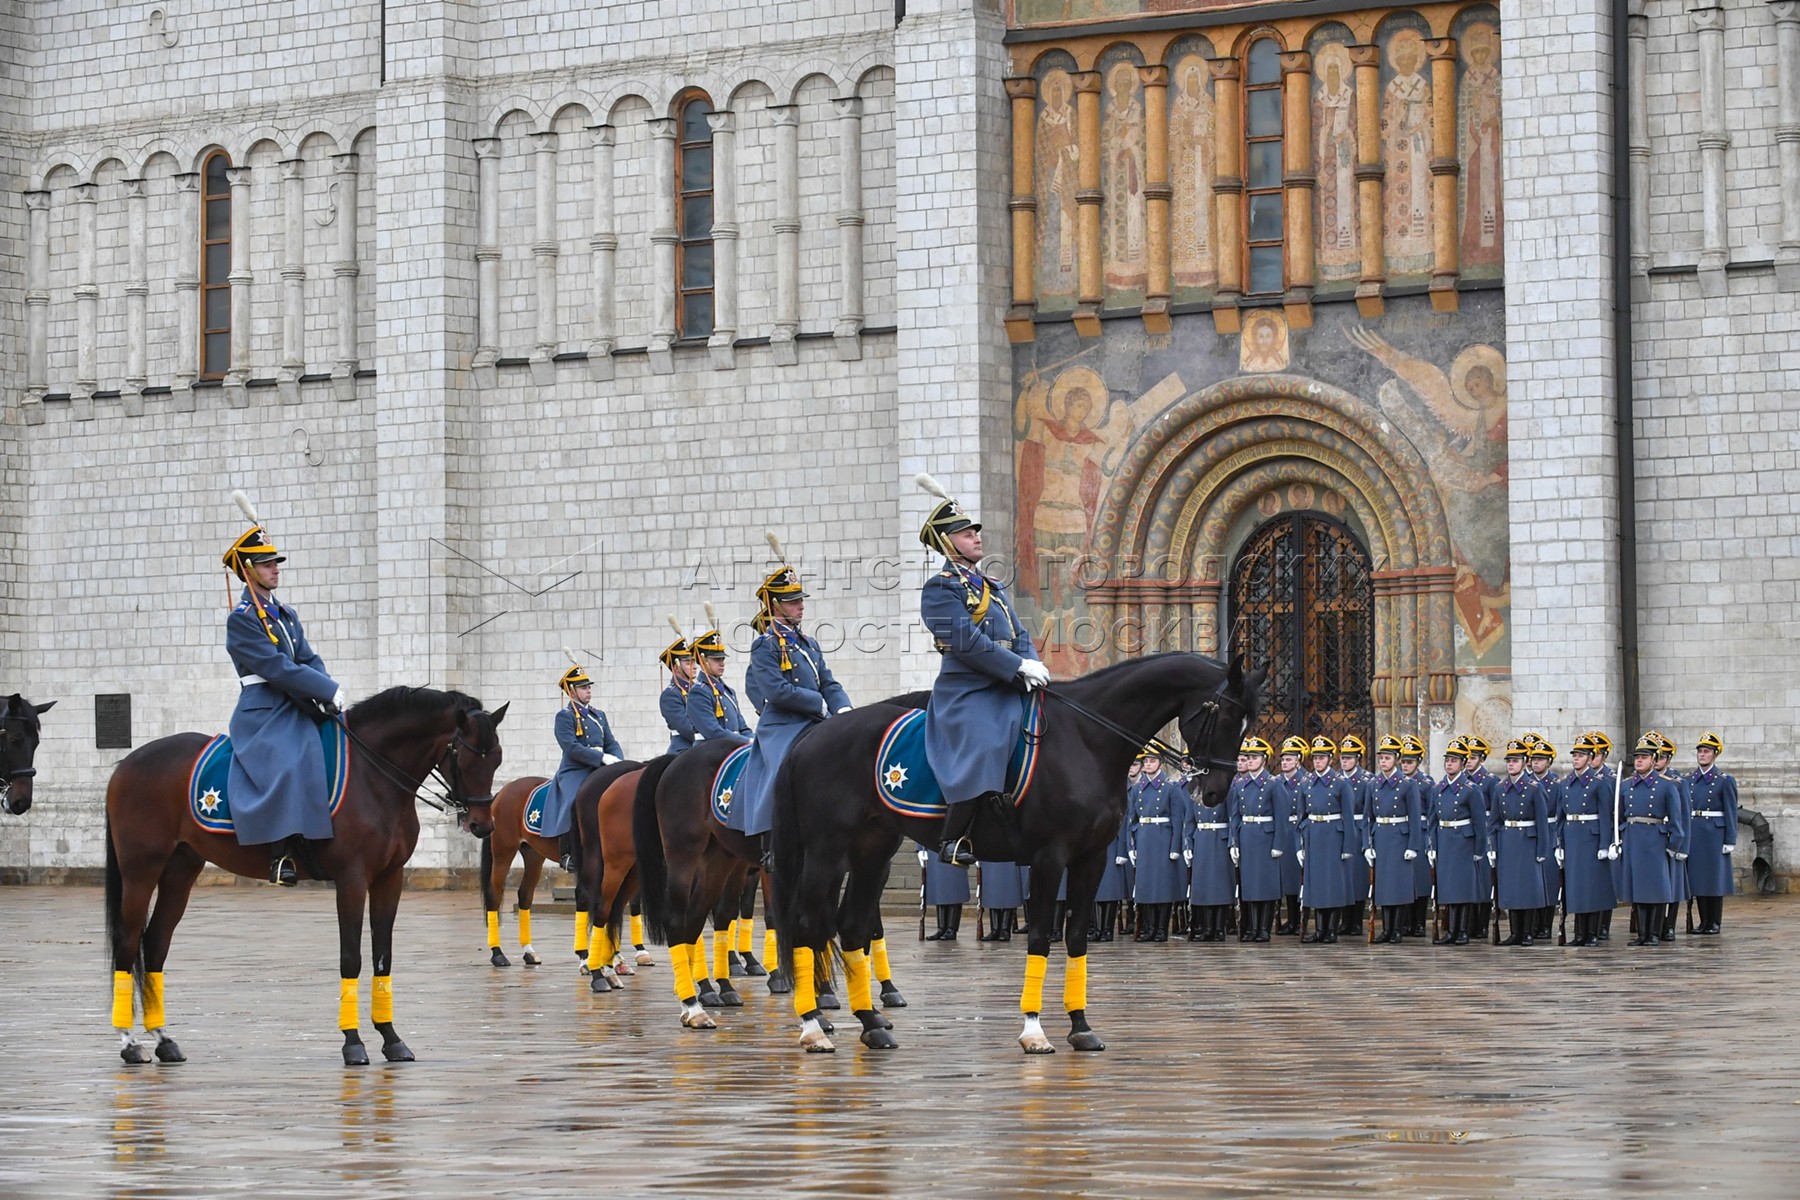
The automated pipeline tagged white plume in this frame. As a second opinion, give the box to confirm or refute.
[231,489,259,524]
[914,472,951,501]
[704,602,719,630]
[666,614,686,639]
[562,645,582,667]
[765,530,787,564]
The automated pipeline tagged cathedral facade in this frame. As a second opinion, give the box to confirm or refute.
[2,0,1795,882]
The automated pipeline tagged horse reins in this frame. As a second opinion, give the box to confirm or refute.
[330,712,500,815]
[1040,680,1241,781]
[0,712,37,807]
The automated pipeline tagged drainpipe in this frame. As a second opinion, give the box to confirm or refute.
[1612,0,1640,739]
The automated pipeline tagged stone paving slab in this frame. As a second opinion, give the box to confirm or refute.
[1,885,1796,1198]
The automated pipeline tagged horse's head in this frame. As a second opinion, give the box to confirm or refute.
[1177,658,1265,807]
[447,701,508,837]
[1,695,54,816]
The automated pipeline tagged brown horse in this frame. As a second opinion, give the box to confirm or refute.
[574,762,652,993]
[1,694,55,815]
[103,687,507,1066]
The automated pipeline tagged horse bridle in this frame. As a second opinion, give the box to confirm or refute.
[1041,678,1246,783]
[0,713,38,807]
[333,711,500,815]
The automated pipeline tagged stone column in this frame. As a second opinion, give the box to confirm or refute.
[648,116,678,375]
[1503,0,1623,733]
[279,158,306,399]
[587,125,617,379]
[1351,45,1385,317]
[1628,2,1652,289]
[1426,38,1461,312]
[1071,70,1103,336]
[1141,65,1172,333]
[331,152,361,395]
[1209,58,1243,333]
[224,166,253,397]
[706,110,740,370]
[1280,51,1315,327]
[833,97,866,362]
[1772,1,1800,288]
[472,137,500,372]
[770,105,801,365]
[74,182,98,415]
[173,172,200,410]
[531,131,558,373]
[124,177,149,414]
[1004,77,1038,342]
[22,190,49,423]
[1694,5,1730,295]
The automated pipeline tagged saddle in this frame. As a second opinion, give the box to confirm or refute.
[189,722,350,836]
[710,744,753,826]
[522,780,554,837]
[875,694,1042,862]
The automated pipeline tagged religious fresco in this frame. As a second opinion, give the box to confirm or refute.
[1168,51,1217,299]
[1101,59,1149,306]
[1311,30,1361,290]
[1035,68,1079,312]
[1013,0,1290,24]
[1010,291,1511,702]
[1456,8,1503,277]
[1380,21,1435,280]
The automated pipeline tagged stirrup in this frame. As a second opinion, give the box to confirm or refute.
[270,854,299,887]
[937,836,975,867]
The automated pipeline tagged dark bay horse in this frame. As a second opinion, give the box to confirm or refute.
[104,687,507,1066]
[772,653,1262,1053]
[1,694,55,815]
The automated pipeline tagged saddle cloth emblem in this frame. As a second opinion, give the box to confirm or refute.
[711,744,753,825]
[876,693,1042,818]
[189,722,351,834]
[522,780,554,838]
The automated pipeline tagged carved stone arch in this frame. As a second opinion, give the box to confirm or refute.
[595,81,656,123]
[484,97,548,137]
[232,126,293,162]
[1085,373,1455,734]
[715,66,772,107]
[779,62,843,106]
[844,52,895,96]
[84,148,131,186]
[132,138,185,178]
[30,151,90,190]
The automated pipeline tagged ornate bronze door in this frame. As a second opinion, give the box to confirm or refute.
[1228,513,1374,744]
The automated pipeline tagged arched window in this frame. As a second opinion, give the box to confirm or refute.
[1242,38,1284,297]
[200,150,232,378]
[676,93,715,340]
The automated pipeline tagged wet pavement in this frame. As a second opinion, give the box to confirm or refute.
[1,885,1796,1198]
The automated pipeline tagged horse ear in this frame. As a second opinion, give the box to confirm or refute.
[490,701,509,727]
[1227,655,1244,689]
[34,700,55,714]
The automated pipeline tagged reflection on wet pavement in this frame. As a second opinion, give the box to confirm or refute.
[1,886,1795,1197]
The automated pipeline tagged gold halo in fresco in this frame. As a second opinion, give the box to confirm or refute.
[1449,344,1507,425]
[1046,366,1108,427]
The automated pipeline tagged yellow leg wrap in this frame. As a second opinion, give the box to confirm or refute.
[792,947,818,1018]
[517,909,533,948]
[573,910,591,954]
[1063,955,1089,1013]
[712,928,732,982]
[736,918,754,954]
[111,970,135,1031]
[371,975,394,1025]
[587,926,610,974]
[691,939,708,983]
[670,941,697,1003]
[630,913,645,948]
[142,972,167,1031]
[871,936,893,984]
[764,928,778,965]
[338,977,360,1032]
[1021,953,1049,1015]
[844,948,874,1013]
[486,910,501,950]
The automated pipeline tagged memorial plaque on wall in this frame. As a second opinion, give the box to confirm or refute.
[95,693,132,750]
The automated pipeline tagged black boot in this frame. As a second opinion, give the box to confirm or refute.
[1258,901,1275,942]
[1187,904,1206,942]
[1154,904,1171,942]
[1318,908,1339,944]
[1451,904,1469,945]
[558,830,578,873]
[1283,894,1301,935]
[1599,907,1613,941]
[926,905,951,941]
[936,797,985,866]
[1631,904,1654,946]
[1097,901,1117,942]
[998,909,1014,942]
[1500,910,1523,946]
[1434,904,1456,945]
[1704,895,1723,934]
[1343,901,1362,937]
[269,836,301,887]
[945,905,962,941]
[1661,902,1678,942]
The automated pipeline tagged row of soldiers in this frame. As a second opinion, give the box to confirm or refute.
[916,727,1739,948]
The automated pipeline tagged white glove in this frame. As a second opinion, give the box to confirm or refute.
[1428,849,1437,866]
[1296,849,1305,866]
[817,697,830,717]
[1554,847,1564,866]
[1229,846,1240,865]
[1271,849,1283,858]
[330,688,347,711]
[1486,850,1496,867]
[1114,856,1126,866]
[1169,851,1180,861]
[1363,848,1376,864]
[1598,848,1610,861]
[1340,852,1351,861]
[917,850,928,867]
[1724,844,1736,856]
[1128,850,1137,866]
[1536,856,1545,863]
[693,734,705,741]
[1182,849,1192,865]
[1403,849,1417,861]
[1016,660,1051,691]
[1608,844,1621,861]
[601,753,621,766]
[836,706,853,714]
[1675,851,1689,861]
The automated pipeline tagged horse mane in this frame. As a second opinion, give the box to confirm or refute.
[346,686,485,726]
[1064,650,1224,686]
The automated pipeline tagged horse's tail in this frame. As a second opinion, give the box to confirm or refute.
[478,834,496,913]
[103,806,122,974]
[630,753,678,945]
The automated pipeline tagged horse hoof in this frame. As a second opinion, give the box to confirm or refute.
[601,967,624,987]
[154,1038,186,1064]
[120,1041,152,1066]
[820,1017,835,1035]
[873,1012,894,1031]
[382,1040,415,1063]
[1068,1030,1106,1052]
[879,987,908,1009]
[343,1043,370,1067]
[697,988,724,1009]
[579,963,591,977]
[741,955,768,978]
[489,948,510,968]
[614,961,635,977]
[590,973,613,994]
[816,988,841,1010]
[635,950,655,966]
[860,1027,899,1050]
[717,987,744,1009]
[801,1031,836,1053]
[522,951,541,967]
[681,1010,717,1030]
[766,971,793,996]
[1019,1035,1056,1055]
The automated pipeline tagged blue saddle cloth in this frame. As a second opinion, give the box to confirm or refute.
[710,745,753,826]
[522,780,555,838]
[189,721,350,835]
[876,693,1042,818]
